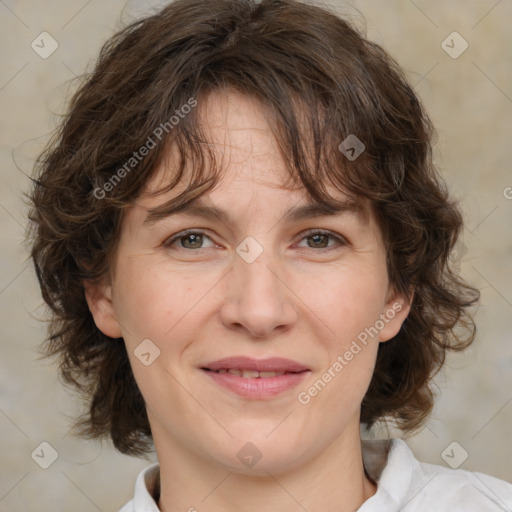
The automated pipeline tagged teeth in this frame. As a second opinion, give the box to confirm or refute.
[241,370,260,378]
[216,369,286,378]
[259,371,285,378]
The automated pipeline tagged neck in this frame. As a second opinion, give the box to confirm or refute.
[156,426,377,512]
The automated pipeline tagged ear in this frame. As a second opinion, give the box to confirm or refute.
[83,275,123,339]
[378,286,414,343]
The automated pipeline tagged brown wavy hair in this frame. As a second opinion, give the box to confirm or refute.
[26,0,480,456]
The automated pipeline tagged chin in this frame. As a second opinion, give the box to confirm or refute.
[213,433,312,476]
[220,451,306,477]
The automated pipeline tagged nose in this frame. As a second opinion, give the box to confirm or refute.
[219,243,298,339]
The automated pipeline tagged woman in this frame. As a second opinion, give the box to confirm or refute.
[27,0,512,510]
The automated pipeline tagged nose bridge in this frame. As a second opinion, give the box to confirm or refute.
[238,239,280,294]
[220,234,297,337]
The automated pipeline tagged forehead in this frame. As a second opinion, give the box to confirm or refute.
[134,89,373,226]
[147,90,293,191]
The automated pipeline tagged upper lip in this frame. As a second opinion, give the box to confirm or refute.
[202,356,310,373]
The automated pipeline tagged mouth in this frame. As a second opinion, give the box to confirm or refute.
[202,368,306,378]
[201,356,310,373]
[200,356,310,399]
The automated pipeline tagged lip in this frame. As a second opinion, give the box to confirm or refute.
[202,356,309,373]
[201,356,310,399]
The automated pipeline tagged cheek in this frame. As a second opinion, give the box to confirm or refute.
[296,262,386,404]
[299,262,388,339]
[112,257,176,344]
[112,255,219,354]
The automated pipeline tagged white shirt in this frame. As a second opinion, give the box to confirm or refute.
[118,438,512,511]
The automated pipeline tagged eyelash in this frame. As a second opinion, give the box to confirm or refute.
[163,228,347,252]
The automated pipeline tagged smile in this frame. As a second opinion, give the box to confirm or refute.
[200,357,310,399]
[206,369,289,378]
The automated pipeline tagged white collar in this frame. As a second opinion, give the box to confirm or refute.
[121,438,512,511]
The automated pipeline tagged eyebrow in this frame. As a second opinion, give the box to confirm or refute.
[143,196,368,227]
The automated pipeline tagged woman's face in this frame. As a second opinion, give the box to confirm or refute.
[86,90,411,474]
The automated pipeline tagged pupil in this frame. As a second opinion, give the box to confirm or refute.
[310,234,327,248]
[184,234,202,248]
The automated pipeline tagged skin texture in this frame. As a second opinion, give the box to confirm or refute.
[85,90,412,512]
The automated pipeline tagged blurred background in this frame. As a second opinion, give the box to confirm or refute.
[1,0,511,510]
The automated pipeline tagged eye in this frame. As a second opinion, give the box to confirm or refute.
[163,228,347,251]
[295,229,346,251]
[163,230,216,250]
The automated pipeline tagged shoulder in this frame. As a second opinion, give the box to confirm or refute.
[117,462,160,512]
[361,438,512,511]
[118,501,133,512]
[409,459,512,510]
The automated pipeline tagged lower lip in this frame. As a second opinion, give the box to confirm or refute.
[202,369,310,399]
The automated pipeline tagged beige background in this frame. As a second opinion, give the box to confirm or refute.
[1,0,511,510]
